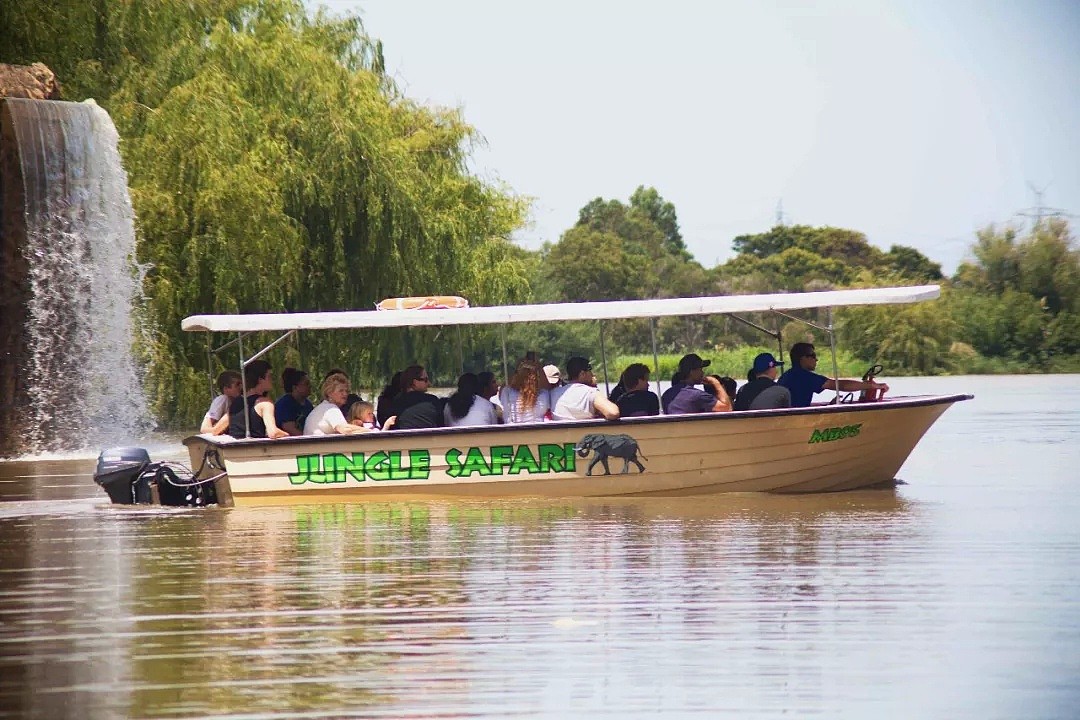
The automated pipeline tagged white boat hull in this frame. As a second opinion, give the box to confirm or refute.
[184,394,970,506]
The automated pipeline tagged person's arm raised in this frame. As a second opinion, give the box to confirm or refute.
[702,376,733,413]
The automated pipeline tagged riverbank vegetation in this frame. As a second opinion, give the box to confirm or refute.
[4,0,1078,427]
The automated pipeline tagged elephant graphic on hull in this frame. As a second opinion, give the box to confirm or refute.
[575,433,647,476]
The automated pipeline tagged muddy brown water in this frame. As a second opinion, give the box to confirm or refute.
[1,375,1078,719]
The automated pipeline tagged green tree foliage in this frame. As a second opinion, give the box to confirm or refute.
[841,299,959,374]
[629,185,691,259]
[885,245,943,281]
[536,189,715,357]
[3,0,529,424]
[948,220,1080,368]
[731,225,885,269]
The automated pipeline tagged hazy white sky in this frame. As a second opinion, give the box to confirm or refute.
[316,0,1080,271]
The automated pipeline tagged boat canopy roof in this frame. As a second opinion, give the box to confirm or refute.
[181,285,940,333]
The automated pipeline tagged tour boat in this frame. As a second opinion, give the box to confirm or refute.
[97,286,971,506]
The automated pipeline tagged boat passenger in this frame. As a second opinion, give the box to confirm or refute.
[444,372,499,427]
[387,365,444,430]
[375,371,403,428]
[707,375,738,402]
[324,367,363,416]
[660,370,684,413]
[227,360,289,439]
[477,371,502,423]
[275,368,314,436]
[734,353,792,411]
[499,359,551,424]
[551,356,620,421]
[347,401,380,431]
[543,364,563,391]
[200,370,242,435]
[614,363,660,417]
[778,343,889,408]
[304,373,370,435]
[663,353,732,414]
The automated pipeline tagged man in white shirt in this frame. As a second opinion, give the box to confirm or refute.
[200,371,242,434]
[551,357,620,421]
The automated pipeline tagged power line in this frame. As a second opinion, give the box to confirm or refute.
[1015,182,1076,227]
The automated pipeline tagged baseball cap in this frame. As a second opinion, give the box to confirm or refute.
[543,364,562,384]
[752,352,783,373]
[677,353,711,373]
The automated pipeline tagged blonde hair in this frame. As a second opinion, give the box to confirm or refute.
[321,373,350,401]
[348,401,375,424]
[508,359,541,410]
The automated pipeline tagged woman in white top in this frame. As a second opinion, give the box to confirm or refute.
[498,359,551,424]
[444,373,499,427]
[304,373,372,435]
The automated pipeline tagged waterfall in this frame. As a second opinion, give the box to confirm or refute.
[1,98,153,455]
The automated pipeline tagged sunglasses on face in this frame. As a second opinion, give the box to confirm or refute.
[805,354,817,360]
[418,376,430,382]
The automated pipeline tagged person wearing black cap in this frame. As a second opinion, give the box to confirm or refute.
[734,352,791,411]
[662,353,732,414]
[551,356,620,421]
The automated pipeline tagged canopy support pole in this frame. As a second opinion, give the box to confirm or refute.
[650,317,661,397]
[501,325,509,387]
[456,326,464,377]
[727,313,782,340]
[827,307,840,404]
[206,333,214,402]
[245,330,295,364]
[598,320,610,396]
[237,333,249,439]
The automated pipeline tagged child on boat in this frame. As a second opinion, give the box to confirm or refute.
[348,401,380,431]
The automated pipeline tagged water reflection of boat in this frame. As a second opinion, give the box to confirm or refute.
[149,287,972,506]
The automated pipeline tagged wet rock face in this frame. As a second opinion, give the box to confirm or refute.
[0,63,61,100]
[0,100,32,456]
[1,95,151,457]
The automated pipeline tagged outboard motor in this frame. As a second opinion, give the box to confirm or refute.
[94,447,152,504]
[94,448,217,507]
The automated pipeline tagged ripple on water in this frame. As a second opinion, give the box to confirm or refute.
[1,376,1079,718]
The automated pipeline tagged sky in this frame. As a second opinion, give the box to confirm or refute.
[315,0,1080,272]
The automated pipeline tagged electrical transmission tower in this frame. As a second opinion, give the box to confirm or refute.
[1015,183,1075,228]
[775,198,787,227]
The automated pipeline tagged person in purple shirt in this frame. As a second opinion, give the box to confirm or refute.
[662,353,732,414]
[778,342,889,407]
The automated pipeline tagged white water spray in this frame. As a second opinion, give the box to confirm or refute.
[8,99,153,453]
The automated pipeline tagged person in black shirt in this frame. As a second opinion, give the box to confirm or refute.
[387,365,444,430]
[734,352,791,411]
[615,363,660,417]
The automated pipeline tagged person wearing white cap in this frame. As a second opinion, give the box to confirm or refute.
[543,364,563,390]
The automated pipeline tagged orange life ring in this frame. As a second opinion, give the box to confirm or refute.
[376,296,469,311]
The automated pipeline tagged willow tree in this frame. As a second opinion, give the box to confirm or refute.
[4,0,531,424]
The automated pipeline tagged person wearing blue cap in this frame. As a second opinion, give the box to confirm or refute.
[734,352,791,411]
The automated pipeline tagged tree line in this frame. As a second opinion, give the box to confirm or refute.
[4,0,1077,428]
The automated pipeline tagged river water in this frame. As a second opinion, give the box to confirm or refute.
[1,375,1077,719]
